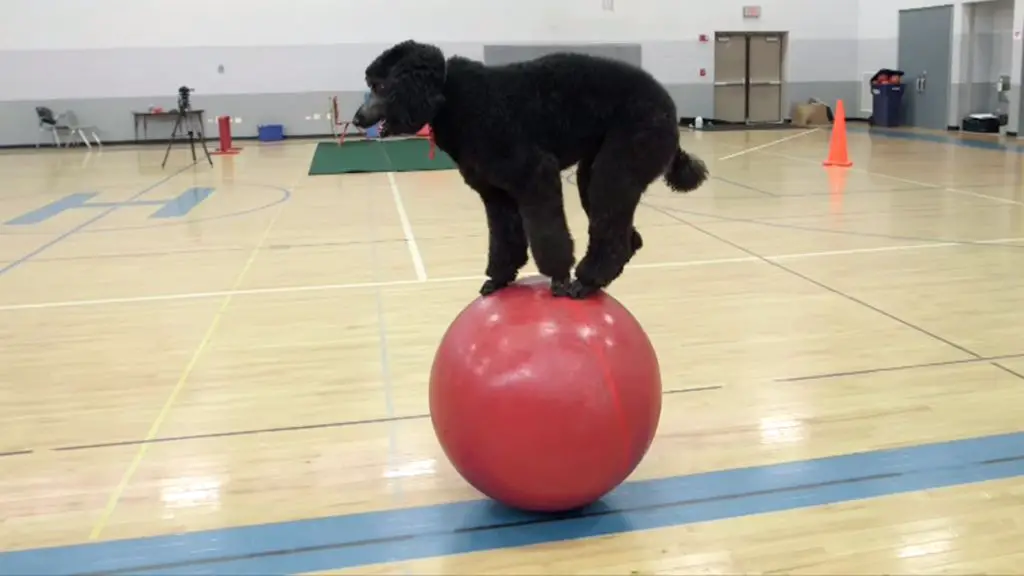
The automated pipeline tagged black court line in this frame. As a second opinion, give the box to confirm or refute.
[1,222,706,267]
[775,185,931,196]
[712,175,779,197]
[0,450,33,458]
[52,414,432,452]
[665,385,723,394]
[778,352,1024,382]
[641,202,991,363]
[646,202,1024,253]
[992,362,1024,382]
[50,385,722,453]
[643,180,1024,253]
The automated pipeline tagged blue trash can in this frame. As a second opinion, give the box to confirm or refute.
[871,84,904,127]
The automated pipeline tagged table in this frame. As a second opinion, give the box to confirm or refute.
[132,109,205,142]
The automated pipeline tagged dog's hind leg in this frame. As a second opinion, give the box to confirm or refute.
[577,158,644,261]
[570,121,677,298]
[461,168,529,296]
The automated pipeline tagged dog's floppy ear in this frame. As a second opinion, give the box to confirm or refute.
[385,41,447,134]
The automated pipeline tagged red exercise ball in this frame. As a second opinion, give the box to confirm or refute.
[429,275,662,512]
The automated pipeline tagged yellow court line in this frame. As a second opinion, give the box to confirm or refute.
[88,202,287,541]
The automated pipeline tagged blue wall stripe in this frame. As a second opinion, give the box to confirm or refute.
[851,125,1023,152]
[1,432,1022,575]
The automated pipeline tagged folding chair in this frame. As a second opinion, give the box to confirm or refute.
[35,106,102,149]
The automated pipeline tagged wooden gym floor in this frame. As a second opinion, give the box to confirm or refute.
[1,125,1024,574]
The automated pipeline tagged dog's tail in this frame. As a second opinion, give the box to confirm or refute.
[663,147,709,193]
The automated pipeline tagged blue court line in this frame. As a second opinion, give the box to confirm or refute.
[1,432,1023,575]
[4,187,214,227]
[150,187,214,219]
[0,164,193,276]
[3,194,170,226]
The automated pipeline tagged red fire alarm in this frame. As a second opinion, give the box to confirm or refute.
[699,68,706,77]
[699,34,709,43]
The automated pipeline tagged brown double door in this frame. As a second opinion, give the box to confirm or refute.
[713,32,785,123]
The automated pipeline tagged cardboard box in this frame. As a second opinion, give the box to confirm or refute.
[790,102,830,127]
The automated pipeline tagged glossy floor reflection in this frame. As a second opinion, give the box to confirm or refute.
[1,126,1024,574]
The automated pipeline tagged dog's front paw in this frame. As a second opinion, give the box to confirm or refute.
[479,277,512,296]
[557,278,599,299]
[551,277,597,299]
[550,278,572,298]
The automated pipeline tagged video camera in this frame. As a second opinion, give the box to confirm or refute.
[161,84,212,169]
[177,86,195,113]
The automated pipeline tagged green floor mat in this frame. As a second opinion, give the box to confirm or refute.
[308,138,457,175]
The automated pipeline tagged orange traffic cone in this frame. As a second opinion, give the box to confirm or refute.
[823,99,853,167]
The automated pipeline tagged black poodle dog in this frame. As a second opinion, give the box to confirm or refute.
[353,40,709,299]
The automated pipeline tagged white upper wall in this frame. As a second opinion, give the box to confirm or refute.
[0,0,862,100]
[0,0,858,50]
[2,0,1015,101]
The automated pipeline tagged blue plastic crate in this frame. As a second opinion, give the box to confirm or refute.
[257,124,284,142]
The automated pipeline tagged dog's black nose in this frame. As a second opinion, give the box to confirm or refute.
[352,107,366,126]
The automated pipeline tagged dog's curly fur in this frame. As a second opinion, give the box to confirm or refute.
[353,40,709,299]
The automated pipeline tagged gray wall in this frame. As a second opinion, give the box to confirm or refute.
[2,91,369,147]
[960,30,1014,115]
[482,42,859,123]
[952,0,1014,121]
[952,82,1001,118]
[784,38,860,116]
[0,39,860,147]
[483,44,642,67]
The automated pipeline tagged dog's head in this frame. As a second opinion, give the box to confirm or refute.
[352,40,447,137]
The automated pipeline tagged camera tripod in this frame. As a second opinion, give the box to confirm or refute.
[161,109,213,169]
